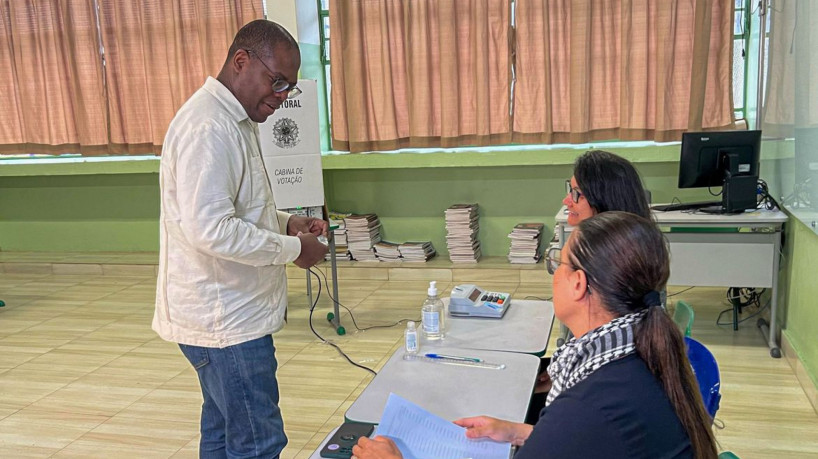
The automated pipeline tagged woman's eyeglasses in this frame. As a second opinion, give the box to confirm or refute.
[564,179,583,203]
[545,246,592,292]
[545,246,563,275]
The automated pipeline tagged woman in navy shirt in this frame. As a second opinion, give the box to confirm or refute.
[354,212,717,458]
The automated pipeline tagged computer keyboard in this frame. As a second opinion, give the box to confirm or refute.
[651,201,721,212]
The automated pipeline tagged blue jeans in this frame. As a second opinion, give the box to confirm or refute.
[179,335,287,459]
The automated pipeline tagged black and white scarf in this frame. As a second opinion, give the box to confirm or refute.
[545,310,647,407]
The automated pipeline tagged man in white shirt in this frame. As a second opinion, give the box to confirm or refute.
[153,20,328,459]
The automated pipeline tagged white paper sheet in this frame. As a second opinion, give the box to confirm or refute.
[375,393,512,459]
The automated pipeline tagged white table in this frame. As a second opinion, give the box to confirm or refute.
[424,299,554,356]
[555,206,788,357]
[345,346,540,424]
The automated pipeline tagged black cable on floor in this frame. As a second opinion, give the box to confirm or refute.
[313,266,418,331]
[307,268,377,376]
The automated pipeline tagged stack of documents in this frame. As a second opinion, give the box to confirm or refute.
[445,203,481,263]
[345,214,382,262]
[508,223,544,264]
[376,393,512,459]
[398,241,437,262]
[374,241,402,261]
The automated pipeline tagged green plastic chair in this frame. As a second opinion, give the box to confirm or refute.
[673,300,694,337]
[719,452,740,459]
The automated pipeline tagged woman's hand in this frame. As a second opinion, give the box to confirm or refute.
[534,370,553,394]
[453,416,534,446]
[352,435,403,459]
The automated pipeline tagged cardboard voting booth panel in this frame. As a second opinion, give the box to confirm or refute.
[259,79,324,210]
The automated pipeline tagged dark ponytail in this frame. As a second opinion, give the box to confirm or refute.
[572,212,717,458]
[636,307,718,459]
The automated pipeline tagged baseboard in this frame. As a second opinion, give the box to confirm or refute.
[781,331,818,416]
[0,252,552,283]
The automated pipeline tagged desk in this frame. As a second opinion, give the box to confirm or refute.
[555,206,788,357]
[345,347,540,424]
[424,299,554,356]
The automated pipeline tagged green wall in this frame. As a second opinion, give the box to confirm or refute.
[0,174,159,252]
[782,218,818,388]
[323,161,717,257]
[0,149,725,255]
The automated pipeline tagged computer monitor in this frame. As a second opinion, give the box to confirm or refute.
[678,130,761,214]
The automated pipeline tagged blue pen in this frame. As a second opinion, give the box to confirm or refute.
[425,353,483,363]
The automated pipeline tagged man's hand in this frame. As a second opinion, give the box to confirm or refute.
[287,215,328,237]
[352,435,403,459]
[453,416,533,446]
[293,232,328,269]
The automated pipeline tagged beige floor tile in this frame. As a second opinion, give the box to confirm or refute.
[519,266,549,284]
[69,415,198,451]
[101,263,157,276]
[3,263,53,274]
[169,439,199,458]
[52,263,104,276]
[0,443,62,458]
[387,267,453,282]
[0,267,813,458]
[452,268,520,283]
[0,348,42,370]
[0,408,109,449]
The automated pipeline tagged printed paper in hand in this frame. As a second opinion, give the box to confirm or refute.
[376,393,511,459]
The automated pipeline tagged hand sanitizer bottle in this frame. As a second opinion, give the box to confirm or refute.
[421,281,445,340]
[404,321,419,355]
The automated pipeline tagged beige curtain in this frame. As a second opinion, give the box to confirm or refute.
[330,0,513,152]
[761,1,818,137]
[513,0,736,144]
[98,0,261,155]
[0,0,108,156]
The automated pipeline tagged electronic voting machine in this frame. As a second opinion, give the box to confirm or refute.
[449,284,511,319]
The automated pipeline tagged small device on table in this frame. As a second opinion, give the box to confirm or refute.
[320,422,375,458]
[449,284,511,319]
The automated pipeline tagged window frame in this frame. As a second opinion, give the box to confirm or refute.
[317,1,750,151]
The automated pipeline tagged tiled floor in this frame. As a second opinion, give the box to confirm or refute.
[1,257,817,458]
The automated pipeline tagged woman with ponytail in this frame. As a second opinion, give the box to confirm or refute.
[353,212,717,459]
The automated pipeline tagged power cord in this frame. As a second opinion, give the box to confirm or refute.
[716,287,769,328]
[667,286,696,298]
[312,267,419,331]
[756,179,781,210]
[307,268,378,376]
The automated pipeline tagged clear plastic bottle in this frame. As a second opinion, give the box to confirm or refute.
[421,281,445,340]
[404,321,419,355]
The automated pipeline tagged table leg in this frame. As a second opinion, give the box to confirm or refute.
[758,229,782,358]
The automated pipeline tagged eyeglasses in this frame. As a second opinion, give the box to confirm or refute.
[565,179,583,203]
[545,246,592,292]
[244,49,302,99]
[545,246,565,275]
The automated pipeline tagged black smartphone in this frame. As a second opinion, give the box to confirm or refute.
[320,422,376,458]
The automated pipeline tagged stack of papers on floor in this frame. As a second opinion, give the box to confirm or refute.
[345,214,381,262]
[376,393,511,459]
[374,241,402,261]
[508,222,544,264]
[445,203,481,263]
[398,241,436,262]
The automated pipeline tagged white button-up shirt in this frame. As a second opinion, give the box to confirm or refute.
[153,77,302,348]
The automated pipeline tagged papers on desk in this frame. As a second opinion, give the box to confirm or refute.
[377,393,512,459]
